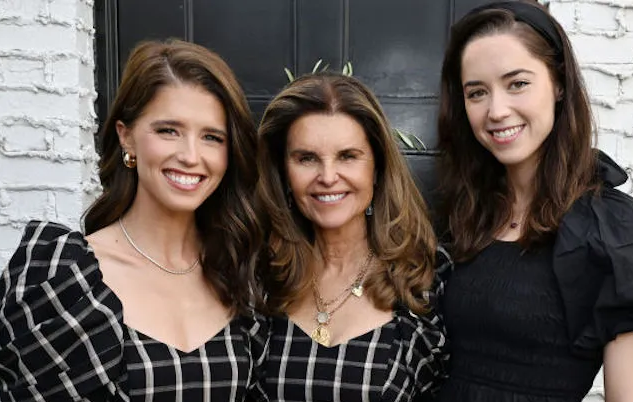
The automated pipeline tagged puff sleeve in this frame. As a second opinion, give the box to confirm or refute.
[553,188,633,357]
[0,221,127,401]
[588,188,633,344]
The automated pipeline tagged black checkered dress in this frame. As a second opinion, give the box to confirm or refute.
[0,221,268,402]
[264,249,451,402]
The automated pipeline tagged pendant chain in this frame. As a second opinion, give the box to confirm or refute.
[118,218,199,275]
[312,250,374,307]
[310,250,374,346]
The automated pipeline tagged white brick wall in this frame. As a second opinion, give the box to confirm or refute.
[0,0,630,398]
[0,0,100,267]
[548,0,633,198]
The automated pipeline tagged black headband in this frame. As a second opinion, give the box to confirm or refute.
[466,1,564,59]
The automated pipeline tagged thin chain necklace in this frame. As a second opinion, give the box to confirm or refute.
[118,218,199,275]
[310,250,374,346]
[312,250,374,306]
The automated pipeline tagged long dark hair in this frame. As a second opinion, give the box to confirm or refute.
[438,2,598,262]
[257,72,437,315]
[84,39,261,313]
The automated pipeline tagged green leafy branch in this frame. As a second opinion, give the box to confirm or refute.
[282,60,426,151]
[284,59,353,82]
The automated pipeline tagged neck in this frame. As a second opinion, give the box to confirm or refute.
[314,220,370,276]
[121,198,200,263]
[506,161,537,210]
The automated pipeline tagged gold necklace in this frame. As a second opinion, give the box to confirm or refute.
[312,251,373,306]
[310,251,374,346]
[119,218,199,275]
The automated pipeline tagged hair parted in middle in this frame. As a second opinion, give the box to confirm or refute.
[438,1,599,262]
[84,39,261,314]
[256,72,437,315]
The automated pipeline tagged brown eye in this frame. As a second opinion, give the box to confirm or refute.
[509,81,529,90]
[340,152,356,161]
[156,128,178,135]
[466,89,486,99]
[203,134,224,143]
[298,154,317,164]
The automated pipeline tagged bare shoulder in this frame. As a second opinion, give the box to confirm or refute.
[85,224,136,288]
[85,223,118,254]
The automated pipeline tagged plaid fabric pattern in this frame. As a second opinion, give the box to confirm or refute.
[125,314,268,402]
[0,221,268,402]
[265,248,451,402]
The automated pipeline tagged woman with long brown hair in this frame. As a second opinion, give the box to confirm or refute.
[256,72,450,401]
[437,1,633,400]
[0,39,266,401]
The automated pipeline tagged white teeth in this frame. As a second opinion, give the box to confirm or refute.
[316,193,345,202]
[165,172,201,185]
[492,126,522,138]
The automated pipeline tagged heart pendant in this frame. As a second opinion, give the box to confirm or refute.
[351,285,363,297]
[311,325,331,346]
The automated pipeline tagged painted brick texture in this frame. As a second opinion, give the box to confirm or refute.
[0,0,100,266]
[549,0,633,199]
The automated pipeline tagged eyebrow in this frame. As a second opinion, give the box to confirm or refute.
[288,149,316,158]
[150,119,227,136]
[287,147,365,157]
[462,68,535,88]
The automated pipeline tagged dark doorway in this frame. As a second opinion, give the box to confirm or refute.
[94,0,491,208]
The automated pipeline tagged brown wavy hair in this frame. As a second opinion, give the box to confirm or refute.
[84,39,261,313]
[257,72,437,315]
[438,2,599,262]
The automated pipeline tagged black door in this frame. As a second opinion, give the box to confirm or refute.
[94,0,491,208]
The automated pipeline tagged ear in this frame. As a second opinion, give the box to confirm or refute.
[116,120,135,154]
[555,84,564,102]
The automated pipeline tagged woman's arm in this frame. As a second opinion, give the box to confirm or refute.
[604,331,633,401]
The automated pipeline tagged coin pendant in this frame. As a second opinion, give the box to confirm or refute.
[311,325,331,346]
[316,311,330,324]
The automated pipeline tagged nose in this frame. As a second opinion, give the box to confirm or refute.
[487,91,511,121]
[176,135,200,166]
[318,160,339,186]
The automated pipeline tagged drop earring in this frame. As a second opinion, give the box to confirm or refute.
[122,151,137,168]
[365,202,374,216]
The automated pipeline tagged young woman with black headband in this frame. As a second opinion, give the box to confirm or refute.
[437,1,633,401]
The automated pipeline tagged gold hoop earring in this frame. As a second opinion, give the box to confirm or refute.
[122,151,137,168]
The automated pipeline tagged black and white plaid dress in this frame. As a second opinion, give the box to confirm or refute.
[264,250,451,402]
[0,221,268,402]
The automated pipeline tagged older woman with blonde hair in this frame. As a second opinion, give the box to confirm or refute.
[256,72,450,401]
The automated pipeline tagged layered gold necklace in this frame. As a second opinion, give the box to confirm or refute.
[310,250,374,346]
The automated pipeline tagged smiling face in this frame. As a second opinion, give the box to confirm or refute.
[117,83,228,215]
[461,33,559,173]
[285,113,375,235]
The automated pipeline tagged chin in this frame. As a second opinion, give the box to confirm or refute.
[311,215,352,230]
[311,214,365,233]
[490,151,528,167]
[161,198,207,214]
